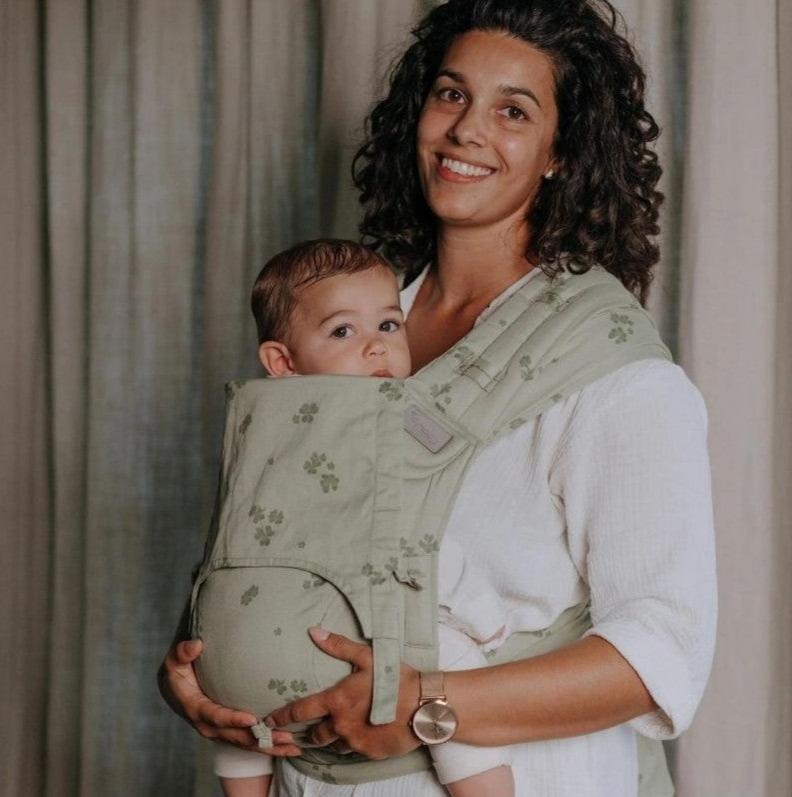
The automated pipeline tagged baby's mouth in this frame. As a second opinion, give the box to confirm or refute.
[371,369,394,377]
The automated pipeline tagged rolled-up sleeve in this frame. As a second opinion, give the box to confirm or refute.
[552,360,717,739]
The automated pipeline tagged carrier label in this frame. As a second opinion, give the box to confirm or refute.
[404,404,453,453]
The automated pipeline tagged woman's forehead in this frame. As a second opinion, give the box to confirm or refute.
[438,30,557,104]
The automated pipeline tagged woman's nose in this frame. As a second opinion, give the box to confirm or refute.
[448,102,487,147]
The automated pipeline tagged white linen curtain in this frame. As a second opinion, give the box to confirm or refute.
[1,1,789,795]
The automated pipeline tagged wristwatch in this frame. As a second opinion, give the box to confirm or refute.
[410,671,458,745]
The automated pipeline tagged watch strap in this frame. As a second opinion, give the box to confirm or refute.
[418,671,446,704]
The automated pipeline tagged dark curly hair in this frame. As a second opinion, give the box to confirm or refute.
[352,0,663,305]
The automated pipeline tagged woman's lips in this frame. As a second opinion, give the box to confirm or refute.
[436,154,496,183]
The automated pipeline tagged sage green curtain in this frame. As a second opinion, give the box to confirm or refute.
[1,1,790,796]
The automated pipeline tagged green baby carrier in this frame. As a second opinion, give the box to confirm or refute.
[189,266,674,791]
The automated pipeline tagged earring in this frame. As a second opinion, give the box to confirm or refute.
[544,169,555,179]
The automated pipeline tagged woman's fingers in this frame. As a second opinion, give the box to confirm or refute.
[173,638,203,664]
[264,690,331,729]
[263,628,371,728]
[308,627,372,669]
[159,639,258,737]
[308,720,340,748]
[254,730,303,758]
[159,639,302,754]
[192,693,258,730]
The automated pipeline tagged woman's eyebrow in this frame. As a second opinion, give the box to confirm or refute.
[436,67,465,83]
[500,84,542,110]
[435,68,541,110]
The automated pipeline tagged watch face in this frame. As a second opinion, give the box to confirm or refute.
[411,700,458,745]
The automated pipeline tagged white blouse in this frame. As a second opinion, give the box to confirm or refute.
[276,265,717,797]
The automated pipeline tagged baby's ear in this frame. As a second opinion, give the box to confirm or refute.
[258,341,296,377]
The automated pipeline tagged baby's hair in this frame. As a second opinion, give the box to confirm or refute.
[251,238,391,344]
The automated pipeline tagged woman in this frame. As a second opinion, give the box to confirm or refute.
[159,1,716,794]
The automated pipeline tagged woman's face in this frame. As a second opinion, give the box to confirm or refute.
[417,29,559,232]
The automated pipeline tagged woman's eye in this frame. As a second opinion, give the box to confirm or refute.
[501,105,528,122]
[330,325,351,339]
[437,87,464,103]
[380,320,401,332]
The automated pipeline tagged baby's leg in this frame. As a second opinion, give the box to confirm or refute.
[444,766,513,797]
[213,742,273,797]
[220,774,272,797]
[432,624,515,797]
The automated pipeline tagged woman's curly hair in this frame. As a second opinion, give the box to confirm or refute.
[352,0,663,305]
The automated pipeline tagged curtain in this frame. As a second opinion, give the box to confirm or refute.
[672,1,792,794]
[1,1,789,795]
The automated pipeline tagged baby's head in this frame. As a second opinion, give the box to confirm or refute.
[251,239,411,379]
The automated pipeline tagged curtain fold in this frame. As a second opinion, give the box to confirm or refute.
[43,2,89,794]
[1,1,790,795]
[674,2,788,795]
[616,0,685,352]
[317,0,422,238]
[0,3,51,796]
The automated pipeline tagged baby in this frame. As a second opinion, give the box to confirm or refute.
[211,239,514,797]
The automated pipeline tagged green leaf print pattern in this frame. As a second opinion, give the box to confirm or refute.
[268,677,310,703]
[268,678,288,696]
[303,452,339,493]
[609,312,635,344]
[519,355,537,381]
[249,505,285,546]
[452,345,476,366]
[240,584,259,605]
[378,381,403,401]
[418,534,440,553]
[292,402,319,424]
[429,383,452,414]
[519,354,560,382]
[238,413,252,435]
[361,563,387,586]
[399,537,417,557]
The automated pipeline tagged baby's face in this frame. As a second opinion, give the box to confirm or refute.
[281,265,412,378]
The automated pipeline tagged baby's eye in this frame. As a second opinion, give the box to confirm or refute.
[330,325,352,339]
[380,320,401,332]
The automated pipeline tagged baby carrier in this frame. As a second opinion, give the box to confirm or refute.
[189,266,674,791]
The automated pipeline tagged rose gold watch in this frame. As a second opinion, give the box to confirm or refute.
[410,671,458,745]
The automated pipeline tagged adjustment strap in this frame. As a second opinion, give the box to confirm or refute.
[369,604,401,725]
[250,721,273,749]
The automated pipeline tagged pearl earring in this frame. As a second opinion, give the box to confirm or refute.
[544,169,555,179]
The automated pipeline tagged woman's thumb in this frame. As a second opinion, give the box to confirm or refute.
[308,627,370,668]
[175,638,203,664]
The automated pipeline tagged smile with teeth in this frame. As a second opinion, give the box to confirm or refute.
[440,156,495,177]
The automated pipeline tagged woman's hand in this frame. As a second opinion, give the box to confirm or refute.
[158,639,301,756]
[264,628,423,760]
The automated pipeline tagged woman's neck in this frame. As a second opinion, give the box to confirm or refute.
[430,221,535,313]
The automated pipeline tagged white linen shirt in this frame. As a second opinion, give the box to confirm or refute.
[276,266,717,797]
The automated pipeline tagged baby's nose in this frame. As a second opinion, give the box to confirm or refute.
[366,336,387,355]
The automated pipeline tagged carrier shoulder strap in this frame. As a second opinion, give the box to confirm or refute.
[404,265,671,444]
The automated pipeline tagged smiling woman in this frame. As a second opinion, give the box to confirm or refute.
[416,31,558,232]
[158,3,715,796]
[354,0,663,305]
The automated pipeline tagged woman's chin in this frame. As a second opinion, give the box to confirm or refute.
[429,202,486,227]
